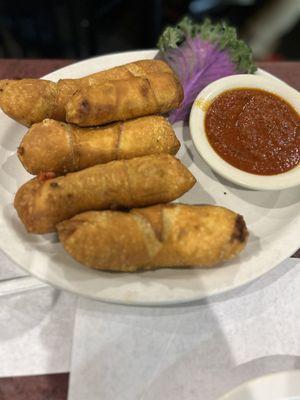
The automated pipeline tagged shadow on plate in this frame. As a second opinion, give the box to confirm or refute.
[178,181,216,206]
[182,122,192,143]
[0,152,30,194]
[216,175,300,209]
[3,203,58,251]
[0,119,26,151]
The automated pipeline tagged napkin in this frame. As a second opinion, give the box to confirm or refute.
[0,247,77,377]
[0,249,26,281]
[0,284,77,377]
[68,258,300,400]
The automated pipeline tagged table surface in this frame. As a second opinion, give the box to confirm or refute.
[0,59,299,400]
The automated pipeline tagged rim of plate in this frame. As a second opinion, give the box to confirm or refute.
[189,74,300,191]
[0,50,299,306]
[217,370,300,400]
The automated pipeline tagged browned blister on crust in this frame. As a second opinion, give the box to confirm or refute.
[0,60,182,126]
[14,154,196,234]
[17,116,180,175]
[65,73,183,126]
[57,204,248,272]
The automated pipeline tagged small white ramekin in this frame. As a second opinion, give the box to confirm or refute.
[189,74,300,190]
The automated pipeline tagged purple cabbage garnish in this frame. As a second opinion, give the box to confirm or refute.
[157,17,256,123]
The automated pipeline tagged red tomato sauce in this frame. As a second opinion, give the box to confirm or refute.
[205,88,300,175]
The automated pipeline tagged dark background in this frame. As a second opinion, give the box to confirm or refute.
[0,0,299,60]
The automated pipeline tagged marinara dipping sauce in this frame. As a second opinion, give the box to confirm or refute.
[205,88,300,175]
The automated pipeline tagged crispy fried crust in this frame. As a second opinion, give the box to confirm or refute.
[57,204,248,271]
[14,154,196,234]
[65,73,183,126]
[18,116,180,175]
[0,79,57,127]
[0,60,182,126]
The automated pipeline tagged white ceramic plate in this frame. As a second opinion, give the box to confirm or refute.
[0,50,299,305]
[217,370,300,400]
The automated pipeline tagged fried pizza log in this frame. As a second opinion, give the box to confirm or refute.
[0,60,182,126]
[14,154,196,234]
[57,204,248,272]
[18,116,180,175]
[65,73,183,126]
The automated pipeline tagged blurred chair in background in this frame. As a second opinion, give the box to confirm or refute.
[243,0,300,60]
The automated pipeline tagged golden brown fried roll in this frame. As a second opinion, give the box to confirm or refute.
[65,74,183,126]
[0,60,181,126]
[0,79,57,127]
[14,154,195,234]
[57,204,248,272]
[17,116,180,175]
